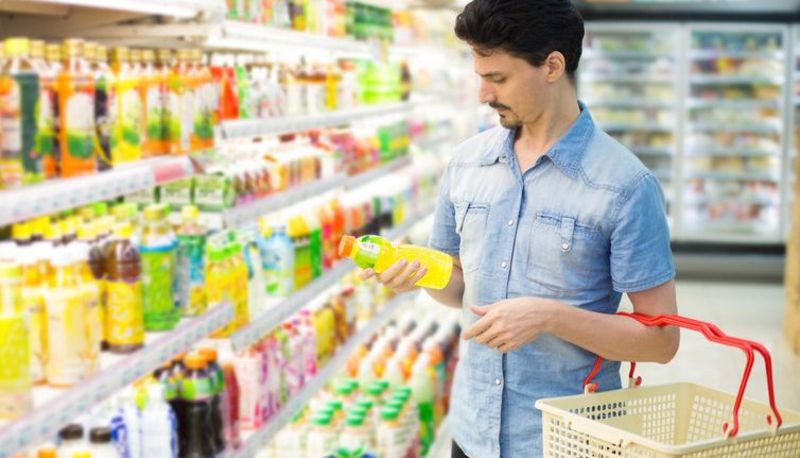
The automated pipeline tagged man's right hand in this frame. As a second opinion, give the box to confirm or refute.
[358,259,428,294]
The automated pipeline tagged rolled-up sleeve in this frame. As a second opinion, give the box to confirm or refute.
[428,163,460,255]
[610,173,675,293]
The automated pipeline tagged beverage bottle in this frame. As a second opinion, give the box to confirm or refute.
[410,355,434,456]
[272,412,305,458]
[198,348,226,454]
[339,235,452,290]
[89,427,120,458]
[376,407,403,458]
[87,43,114,172]
[84,220,108,350]
[30,39,58,180]
[45,244,86,386]
[141,50,164,157]
[190,49,215,151]
[0,37,42,188]
[306,413,337,458]
[262,225,294,297]
[109,47,142,166]
[298,310,318,381]
[232,347,263,430]
[44,43,63,178]
[305,211,323,280]
[117,387,143,458]
[154,50,172,156]
[57,39,96,178]
[287,216,310,289]
[139,204,178,331]
[104,223,145,354]
[140,383,178,458]
[175,205,207,317]
[19,240,46,384]
[57,424,85,458]
[71,224,103,375]
[166,49,192,156]
[317,205,335,270]
[177,354,215,458]
[229,241,250,331]
[0,259,33,418]
[204,245,231,311]
[222,360,242,450]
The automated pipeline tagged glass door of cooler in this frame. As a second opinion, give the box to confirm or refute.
[580,24,680,229]
[682,24,787,243]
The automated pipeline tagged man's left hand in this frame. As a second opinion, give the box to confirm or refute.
[462,297,560,353]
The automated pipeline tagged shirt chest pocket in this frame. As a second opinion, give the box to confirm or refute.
[454,202,489,274]
[525,212,608,293]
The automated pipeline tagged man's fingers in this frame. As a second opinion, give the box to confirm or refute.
[463,314,494,340]
[359,268,375,280]
[389,260,420,289]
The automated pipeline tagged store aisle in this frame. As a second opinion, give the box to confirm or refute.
[432,279,800,458]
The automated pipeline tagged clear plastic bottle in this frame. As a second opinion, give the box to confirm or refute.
[0,259,32,418]
[262,224,295,297]
[104,223,144,353]
[57,38,96,178]
[46,244,86,386]
[175,205,206,317]
[140,383,177,458]
[139,204,178,331]
[89,427,120,458]
[57,424,85,458]
[109,47,142,165]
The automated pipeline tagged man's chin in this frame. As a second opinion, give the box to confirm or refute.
[498,117,521,129]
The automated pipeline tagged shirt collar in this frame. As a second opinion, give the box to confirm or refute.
[480,101,595,180]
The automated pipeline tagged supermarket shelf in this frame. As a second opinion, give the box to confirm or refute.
[206,20,376,56]
[221,102,414,139]
[631,146,673,157]
[0,303,234,458]
[346,156,413,190]
[228,291,416,458]
[427,415,451,458]
[229,204,434,350]
[0,155,198,227]
[599,123,675,133]
[690,122,781,134]
[583,99,674,109]
[15,0,222,17]
[221,155,413,228]
[686,171,781,182]
[684,196,778,207]
[688,49,784,60]
[686,98,780,109]
[689,75,782,85]
[582,49,673,59]
[221,174,349,228]
[579,74,673,84]
[686,147,780,157]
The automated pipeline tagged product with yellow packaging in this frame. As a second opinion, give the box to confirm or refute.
[45,245,86,386]
[109,47,143,165]
[72,223,103,375]
[0,258,33,419]
[104,223,145,354]
[20,241,46,384]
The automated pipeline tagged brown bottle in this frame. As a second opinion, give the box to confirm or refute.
[104,222,145,353]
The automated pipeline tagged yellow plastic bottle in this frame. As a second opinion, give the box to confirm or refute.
[229,242,250,331]
[338,235,453,290]
[73,223,103,375]
[20,241,46,384]
[207,245,233,338]
[45,244,86,386]
[0,258,33,419]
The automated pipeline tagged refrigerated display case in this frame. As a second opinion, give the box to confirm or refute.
[789,25,800,240]
[682,24,787,243]
[580,24,680,228]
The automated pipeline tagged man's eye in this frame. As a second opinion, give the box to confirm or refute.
[493,78,506,84]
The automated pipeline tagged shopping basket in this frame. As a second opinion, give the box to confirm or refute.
[534,312,800,457]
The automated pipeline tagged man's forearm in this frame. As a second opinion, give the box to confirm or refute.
[544,301,679,364]
[424,262,465,308]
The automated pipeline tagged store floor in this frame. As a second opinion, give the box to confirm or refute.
[431,279,800,457]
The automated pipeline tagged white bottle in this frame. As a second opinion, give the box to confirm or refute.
[140,384,177,458]
[118,388,143,458]
[89,427,120,458]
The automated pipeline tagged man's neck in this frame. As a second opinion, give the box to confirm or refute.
[515,93,581,161]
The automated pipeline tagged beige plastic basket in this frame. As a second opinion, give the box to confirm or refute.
[535,313,800,457]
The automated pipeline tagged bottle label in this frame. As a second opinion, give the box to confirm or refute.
[176,234,206,316]
[112,80,142,164]
[0,315,31,418]
[63,80,96,160]
[45,289,85,384]
[146,85,163,143]
[0,72,40,187]
[180,376,213,401]
[355,235,382,267]
[106,279,145,346]
[140,244,177,326]
[22,286,45,381]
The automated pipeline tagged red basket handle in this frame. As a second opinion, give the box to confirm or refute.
[582,312,783,438]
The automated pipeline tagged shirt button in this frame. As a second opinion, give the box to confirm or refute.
[495,378,502,386]
[561,242,570,250]
[507,219,514,226]
[501,261,507,268]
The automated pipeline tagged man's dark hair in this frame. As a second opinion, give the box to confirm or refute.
[454,0,584,80]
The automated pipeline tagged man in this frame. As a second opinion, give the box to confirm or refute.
[360,1,680,456]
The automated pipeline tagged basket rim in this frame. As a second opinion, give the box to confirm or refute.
[534,381,800,454]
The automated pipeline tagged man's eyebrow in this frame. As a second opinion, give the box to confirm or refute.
[477,71,504,78]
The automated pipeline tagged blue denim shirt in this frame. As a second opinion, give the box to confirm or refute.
[428,102,675,458]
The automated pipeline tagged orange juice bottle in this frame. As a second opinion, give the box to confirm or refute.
[155,50,173,155]
[109,47,142,165]
[31,40,58,181]
[44,44,62,178]
[45,244,87,386]
[166,49,193,156]
[191,49,215,152]
[88,44,114,171]
[141,50,164,157]
[57,39,96,178]
[0,37,42,188]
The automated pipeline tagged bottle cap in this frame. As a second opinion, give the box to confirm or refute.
[36,446,57,458]
[113,223,133,239]
[311,414,332,426]
[71,451,91,458]
[338,235,355,257]
[89,427,113,444]
[380,407,400,421]
[185,353,207,370]
[346,415,364,427]
[58,424,84,441]
[181,205,199,220]
[11,222,31,241]
[198,348,218,363]
[4,37,30,57]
